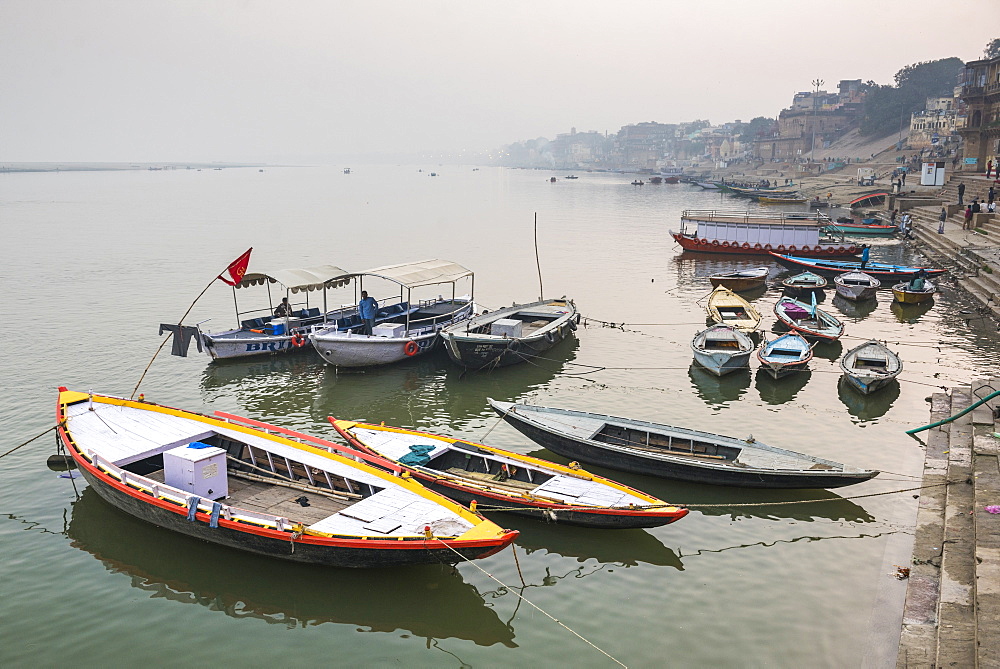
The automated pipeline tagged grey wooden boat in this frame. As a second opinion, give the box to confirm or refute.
[488,400,878,489]
[839,339,902,395]
[690,324,755,376]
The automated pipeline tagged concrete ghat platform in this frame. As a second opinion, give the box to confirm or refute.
[897,378,1000,668]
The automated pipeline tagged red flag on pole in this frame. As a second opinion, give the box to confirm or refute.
[219,248,252,286]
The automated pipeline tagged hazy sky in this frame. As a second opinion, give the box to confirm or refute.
[2,1,998,163]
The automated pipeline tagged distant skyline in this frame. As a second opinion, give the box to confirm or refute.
[2,1,998,163]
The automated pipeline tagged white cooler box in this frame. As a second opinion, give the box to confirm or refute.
[163,443,229,500]
[372,323,405,338]
[490,318,523,338]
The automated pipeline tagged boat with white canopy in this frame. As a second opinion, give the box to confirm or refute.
[309,259,474,368]
[198,265,360,360]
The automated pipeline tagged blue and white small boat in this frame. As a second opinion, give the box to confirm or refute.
[769,253,946,281]
[781,271,827,297]
[691,325,755,376]
[756,333,813,379]
[839,340,902,395]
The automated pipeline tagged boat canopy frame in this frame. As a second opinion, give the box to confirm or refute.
[352,259,475,334]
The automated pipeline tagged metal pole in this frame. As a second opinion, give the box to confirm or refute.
[534,212,544,301]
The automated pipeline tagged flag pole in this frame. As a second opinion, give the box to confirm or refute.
[131,247,252,399]
[130,278,219,399]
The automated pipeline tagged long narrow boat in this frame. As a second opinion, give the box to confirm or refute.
[309,259,474,367]
[756,333,813,379]
[488,400,879,489]
[839,340,902,395]
[892,279,936,304]
[769,253,946,281]
[55,389,517,567]
[834,271,881,301]
[708,266,768,292]
[774,297,845,341]
[330,420,688,529]
[440,298,578,370]
[781,271,827,296]
[757,195,806,204]
[690,324,755,376]
[706,286,761,333]
[823,222,897,236]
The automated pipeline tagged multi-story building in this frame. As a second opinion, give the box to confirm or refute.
[908,96,962,150]
[957,55,1000,172]
[752,79,865,161]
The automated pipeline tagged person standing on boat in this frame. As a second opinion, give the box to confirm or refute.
[358,291,378,335]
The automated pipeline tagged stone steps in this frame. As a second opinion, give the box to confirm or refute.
[897,392,951,668]
[936,387,977,667]
[972,378,1000,669]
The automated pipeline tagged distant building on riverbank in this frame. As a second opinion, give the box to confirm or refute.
[957,54,1000,172]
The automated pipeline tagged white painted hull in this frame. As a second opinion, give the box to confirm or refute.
[835,284,878,301]
[692,349,752,376]
[311,329,439,367]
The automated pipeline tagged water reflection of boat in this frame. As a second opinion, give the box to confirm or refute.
[687,363,752,405]
[890,299,935,323]
[755,367,811,404]
[503,516,684,569]
[837,375,901,420]
[67,487,517,646]
[810,337,844,361]
[831,294,878,320]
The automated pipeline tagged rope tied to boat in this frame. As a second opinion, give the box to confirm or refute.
[1,420,66,461]
[434,540,627,668]
[469,479,956,514]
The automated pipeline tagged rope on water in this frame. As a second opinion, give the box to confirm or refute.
[471,480,954,514]
[435,540,627,668]
[1,421,65,461]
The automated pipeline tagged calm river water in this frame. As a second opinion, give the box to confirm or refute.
[3,165,999,667]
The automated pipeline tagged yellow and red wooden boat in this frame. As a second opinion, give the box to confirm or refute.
[55,389,517,568]
[330,419,688,529]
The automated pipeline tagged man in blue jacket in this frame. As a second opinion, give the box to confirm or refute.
[358,291,378,335]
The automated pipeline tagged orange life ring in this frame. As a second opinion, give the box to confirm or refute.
[776,245,786,252]
[828,248,837,255]
[291,333,307,348]
[721,241,730,248]
[699,238,709,245]
[753,243,763,250]
[404,340,419,356]
[764,244,773,251]
[711,240,720,246]
[742,242,751,249]
[788,245,797,253]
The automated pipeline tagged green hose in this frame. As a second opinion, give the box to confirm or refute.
[906,389,1000,435]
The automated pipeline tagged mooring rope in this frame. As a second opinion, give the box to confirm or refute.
[471,480,954,514]
[435,540,627,668]
[1,421,65,460]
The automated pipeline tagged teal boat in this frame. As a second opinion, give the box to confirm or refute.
[823,222,897,236]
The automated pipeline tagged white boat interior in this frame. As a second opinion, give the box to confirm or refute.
[64,399,473,538]
[348,427,648,508]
